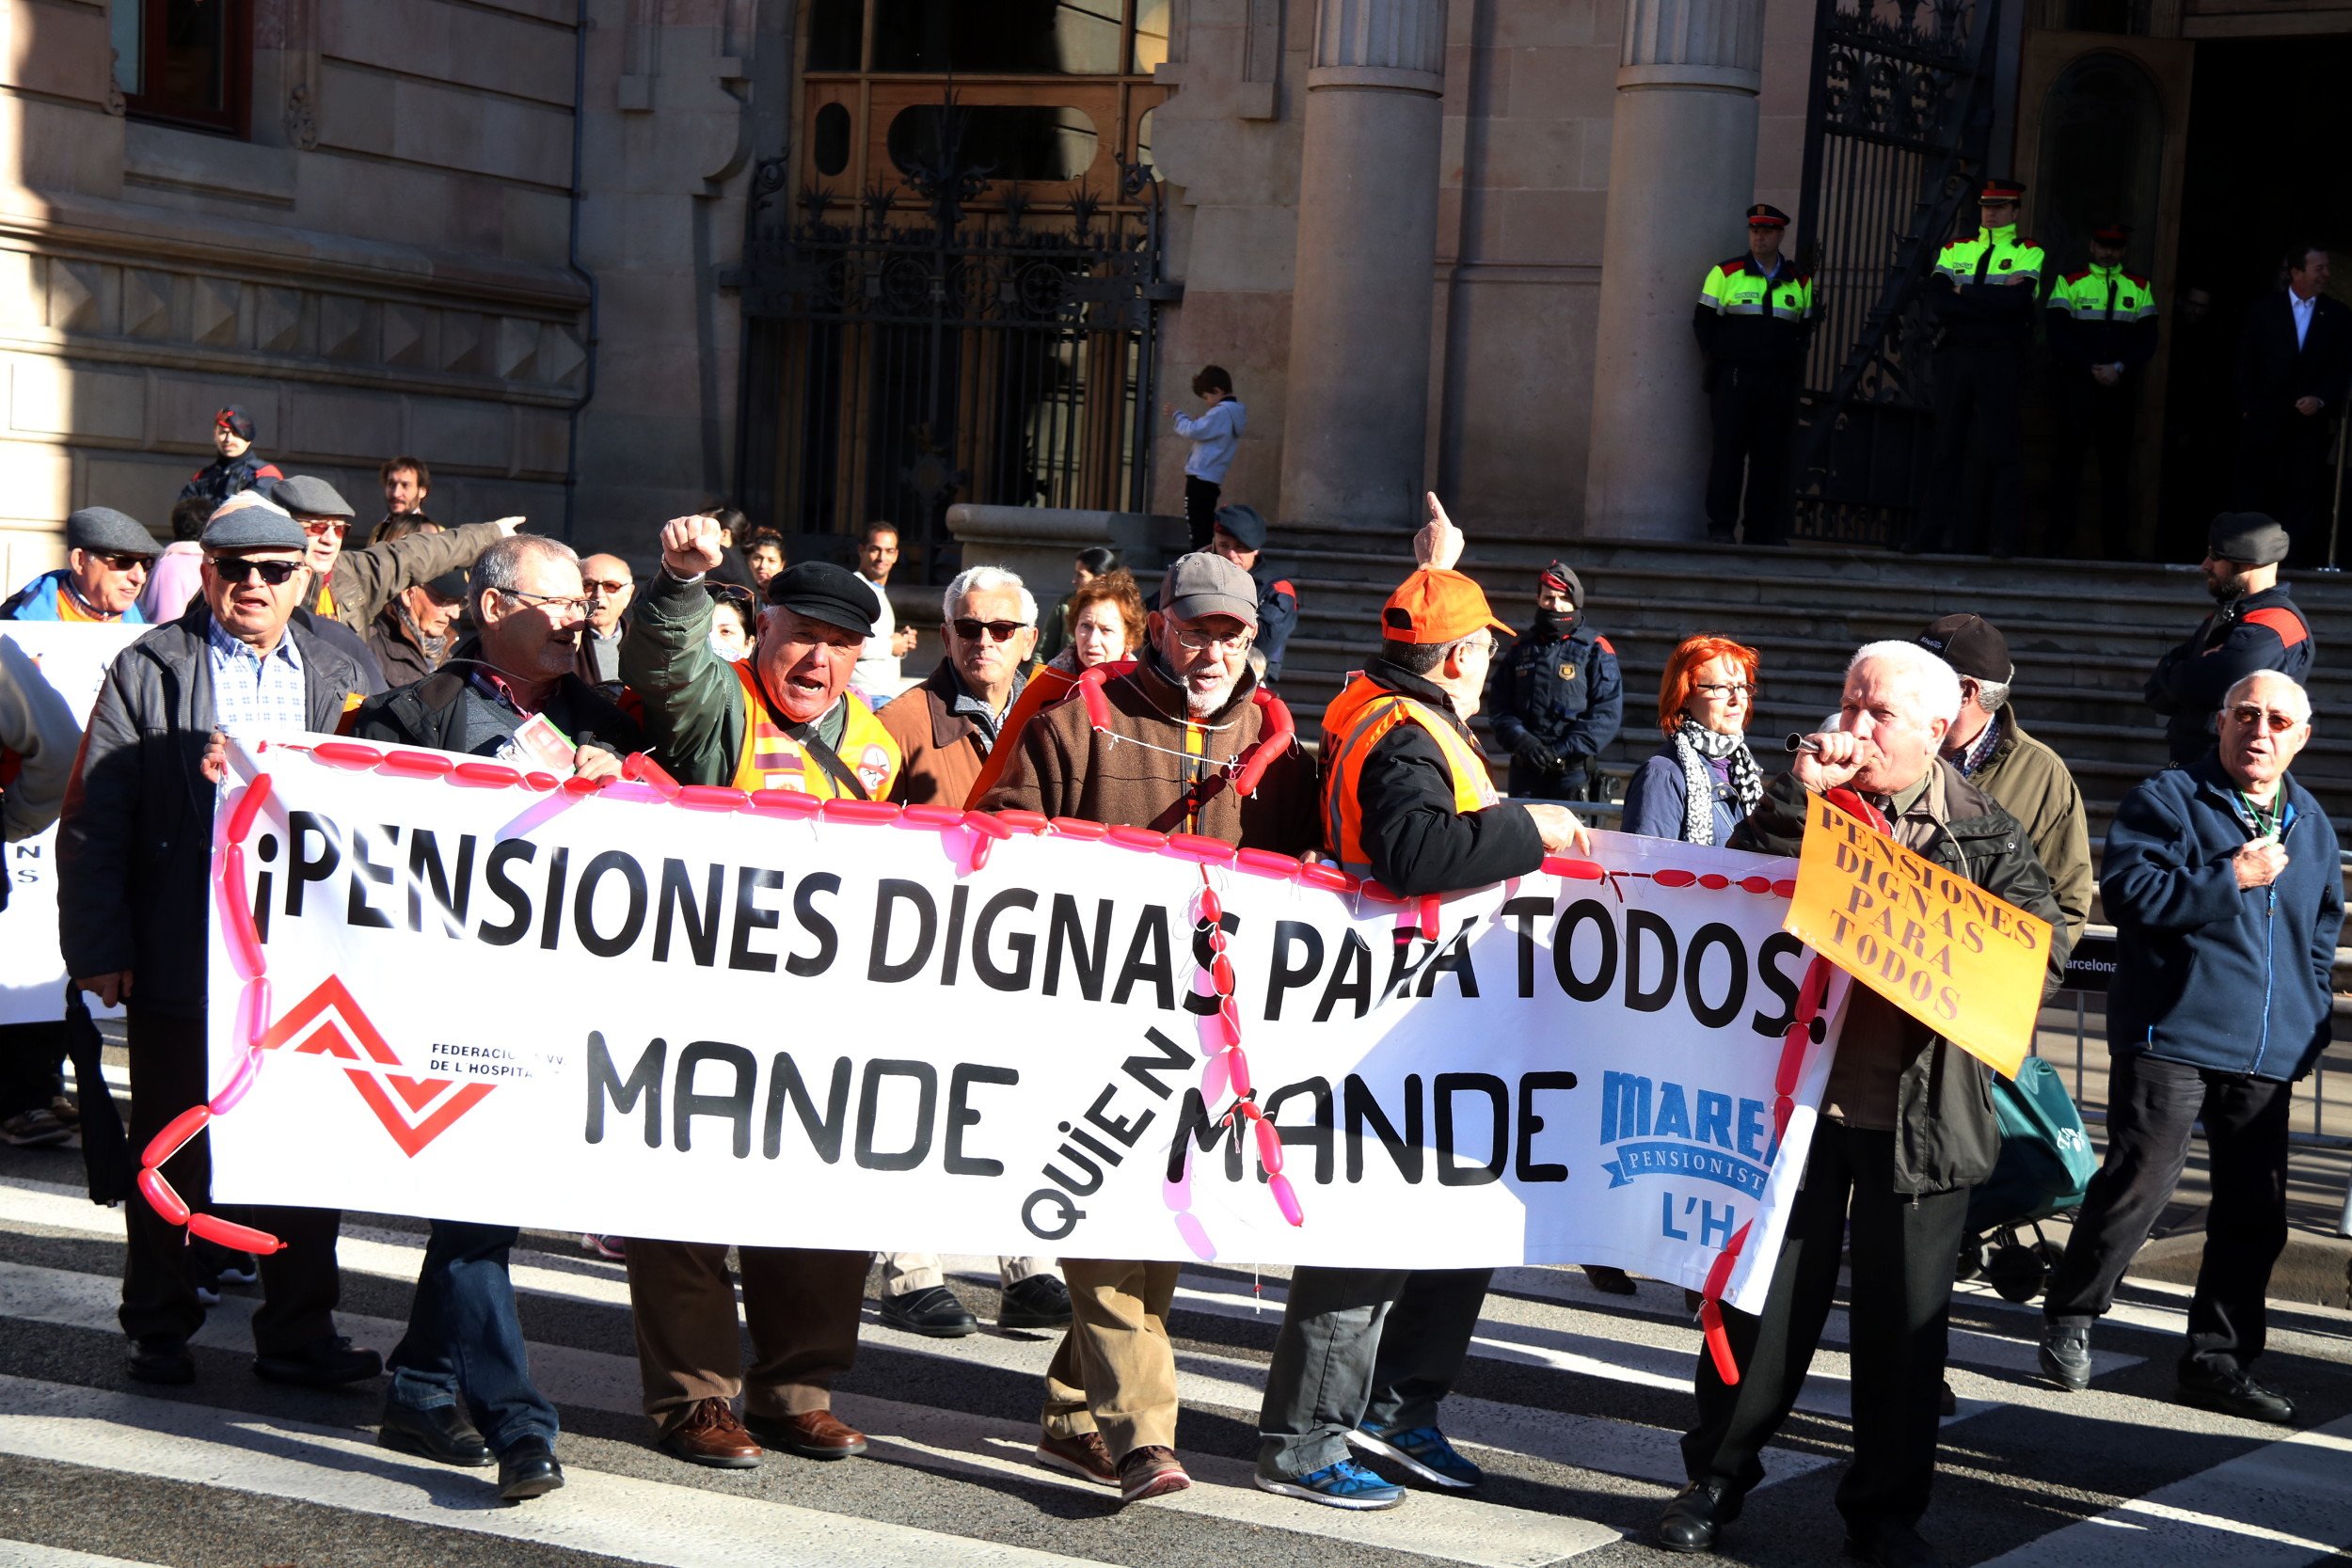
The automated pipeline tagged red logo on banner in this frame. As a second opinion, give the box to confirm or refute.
[256,978,494,1157]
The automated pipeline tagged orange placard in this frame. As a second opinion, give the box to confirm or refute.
[1782,791,2049,1078]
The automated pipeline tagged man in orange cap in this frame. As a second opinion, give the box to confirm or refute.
[1253,497,1588,1511]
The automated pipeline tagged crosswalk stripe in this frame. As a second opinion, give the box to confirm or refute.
[0,1545,167,1568]
[0,1372,1104,1568]
[1970,1414,2352,1567]
[0,1259,1617,1568]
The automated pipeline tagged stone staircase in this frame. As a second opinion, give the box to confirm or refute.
[1264,526,2352,846]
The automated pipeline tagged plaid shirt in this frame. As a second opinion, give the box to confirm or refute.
[206,615,310,739]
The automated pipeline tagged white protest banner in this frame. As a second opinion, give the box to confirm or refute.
[203,738,1850,1314]
[0,621,144,1024]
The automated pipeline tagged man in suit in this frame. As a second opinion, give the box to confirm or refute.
[2234,244,2350,562]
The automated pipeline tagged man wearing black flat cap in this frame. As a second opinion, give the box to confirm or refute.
[1911,179,2044,557]
[0,507,160,623]
[177,405,282,508]
[610,513,901,1473]
[2146,514,2312,766]
[2046,222,2158,558]
[270,473,518,640]
[1205,503,1299,679]
[1693,204,1815,546]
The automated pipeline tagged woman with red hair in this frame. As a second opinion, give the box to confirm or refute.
[1621,634,1764,845]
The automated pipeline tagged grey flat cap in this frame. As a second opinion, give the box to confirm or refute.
[1160,551,1259,628]
[201,494,307,552]
[268,474,355,519]
[65,507,159,557]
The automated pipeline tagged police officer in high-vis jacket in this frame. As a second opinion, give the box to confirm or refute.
[1693,204,1816,545]
[1910,179,2045,558]
[2046,221,2158,559]
[1485,561,1622,800]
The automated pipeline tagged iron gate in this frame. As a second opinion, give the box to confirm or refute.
[736,106,1173,582]
[1788,0,2006,546]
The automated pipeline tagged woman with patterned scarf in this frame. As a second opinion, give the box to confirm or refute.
[1621,634,1765,847]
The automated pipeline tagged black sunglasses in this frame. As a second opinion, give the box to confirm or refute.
[951,617,1028,643]
[92,551,152,571]
[211,558,304,587]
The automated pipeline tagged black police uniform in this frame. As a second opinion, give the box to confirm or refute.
[2046,243,2158,559]
[1486,603,1623,801]
[1912,191,2044,556]
[1692,207,1815,546]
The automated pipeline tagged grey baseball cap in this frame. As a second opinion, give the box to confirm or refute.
[1160,551,1258,628]
[268,474,355,519]
[65,507,159,557]
[200,493,307,551]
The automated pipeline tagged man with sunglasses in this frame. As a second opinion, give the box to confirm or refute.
[977,549,1319,1504]
[2146,513,2313,766]
[0,507,160,623]
[268,474,520,640]
[2042,672,2340,1422]
[610,513,900,1472]
[576,554,635,692]
[58,502,382,1393]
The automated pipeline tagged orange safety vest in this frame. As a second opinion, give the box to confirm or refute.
[1318,673,1500,875]
[727,660,900,799]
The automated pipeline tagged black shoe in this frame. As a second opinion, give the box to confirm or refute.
[1581,1264,1639,1296]
[1844,1519,1940,1568]
[2176,1361,2294,1424]
[127,1336,195,1386]
[2040,1323,2090,1391]
[498,1437,565,1501]
[253,1336,383,1387]
[999,1273,1073,1329]
[379,1401,493,1466]
[878,1284,977,1338]
[1655,1477,1741,1553]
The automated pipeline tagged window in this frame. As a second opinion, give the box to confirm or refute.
[111,0,252,136]
[887,105,1100,182]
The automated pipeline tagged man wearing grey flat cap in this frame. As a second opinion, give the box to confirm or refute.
[58,500,382,1392]
[2146,514,2314,766]
[0,507,160,624]
[267,473,520,640]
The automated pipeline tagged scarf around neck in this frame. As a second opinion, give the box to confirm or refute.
[1671,719,1762,847]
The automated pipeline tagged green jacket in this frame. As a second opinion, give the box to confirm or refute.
[616,569,751,788]
[1733,764,2072,1196]
[312,519,504,637]
[1966,711,2093,949]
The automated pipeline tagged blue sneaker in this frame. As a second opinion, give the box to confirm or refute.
[1348,1424,1482,1489]
[1253,1458,1408,1511]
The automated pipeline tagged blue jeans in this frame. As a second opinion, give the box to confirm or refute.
[388,1220,559,1453]
[1256,1265,1494,1478]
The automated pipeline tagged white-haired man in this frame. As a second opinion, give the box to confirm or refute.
[870,564,1073,1339]
[2041,671,2339,1423]
[1659,640,2069,1568]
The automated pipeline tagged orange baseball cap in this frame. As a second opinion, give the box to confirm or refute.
[1380,568,1513,645]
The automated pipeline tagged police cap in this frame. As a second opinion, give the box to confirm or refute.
[1980,178,2026,202]
[1746,204,1789,230]
[2207,513,2291,567]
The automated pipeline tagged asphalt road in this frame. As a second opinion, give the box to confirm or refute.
[0,1137,2347,1568]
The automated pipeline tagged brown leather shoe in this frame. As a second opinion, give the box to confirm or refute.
[657,1397,762,1468]
[1035,1429,1119,1485]
[1118,1444,1191,1502]
[745,1407,868,1461]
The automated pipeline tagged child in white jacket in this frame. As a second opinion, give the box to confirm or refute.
[1168,365,1246,548]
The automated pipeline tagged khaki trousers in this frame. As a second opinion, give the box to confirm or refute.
[624,1240,866,1434]
[878,1253,1053,1295]
[1041,1257,1181,1460]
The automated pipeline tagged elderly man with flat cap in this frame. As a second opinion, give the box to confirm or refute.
[608,514,902,1472]
[269,473,518,639]
[58,501,382,1390]
[0,508,160,623]
[1917,613,2091,947]
[2146,514,2313,766]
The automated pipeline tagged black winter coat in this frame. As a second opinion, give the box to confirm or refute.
[2145,584,2313,765]
[1485,618,1622,797]
[350,638,644,764]
[1731,766,2073,1195]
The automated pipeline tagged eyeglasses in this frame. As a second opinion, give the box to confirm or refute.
[584,578,631,594]
[493,586,590,615]
[1694,682,1755,699]
[92,552,152,571]
[2228,705,2303,734]
[951,617,1029,643]
[1173,626,1256,655]
[210,558,304,587]
[300,518,349,539]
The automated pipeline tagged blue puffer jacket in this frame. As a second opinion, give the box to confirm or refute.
[2101,752,2343,1082]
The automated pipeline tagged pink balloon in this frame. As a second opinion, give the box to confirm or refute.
[235,975,272,1052]
[1172,1211,1217,1261]
[1252,1116,1286,1175]
[214,846,263,981]
[210,1049,262,1117]
[1200,1051,1230,1104]
[1227,1050,1253,1101]
[1269,1172,1306,1227]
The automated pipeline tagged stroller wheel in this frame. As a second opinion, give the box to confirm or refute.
[2031,1240,2066,1271]
[1955,1241,1986,1282]
[1987,1243,2047,1304]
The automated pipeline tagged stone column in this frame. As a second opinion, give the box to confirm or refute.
[1582,0,1765,540]
[1278,0,1449,534]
